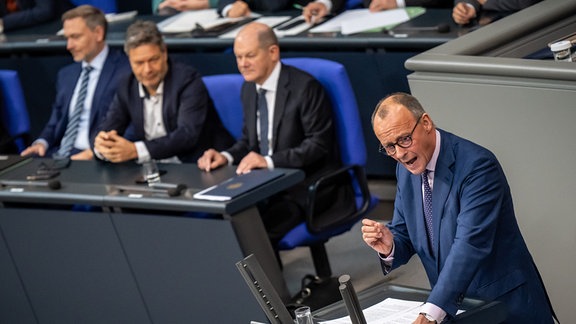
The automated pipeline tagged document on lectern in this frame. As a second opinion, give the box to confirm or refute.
[193,169,284,201]
[319,298,464,324]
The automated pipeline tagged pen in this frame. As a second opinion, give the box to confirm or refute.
[293,3,318,24]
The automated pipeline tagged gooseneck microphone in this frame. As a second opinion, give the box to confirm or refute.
[391,23,451,34]
[0,179,62,190]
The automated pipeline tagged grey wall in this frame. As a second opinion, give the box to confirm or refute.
[405,0,576,322]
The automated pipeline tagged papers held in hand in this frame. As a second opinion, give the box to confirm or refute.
[193,169,284,201]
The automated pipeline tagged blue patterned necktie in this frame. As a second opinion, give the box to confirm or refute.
[422,169,434,246]
[258,88,269,156]
[55,65,93,158]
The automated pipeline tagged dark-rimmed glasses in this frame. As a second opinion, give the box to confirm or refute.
[378,115,422,156]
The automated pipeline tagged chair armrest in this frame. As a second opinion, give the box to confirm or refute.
[305,164,371,233]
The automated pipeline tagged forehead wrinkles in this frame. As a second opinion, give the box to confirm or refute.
[374,116,413,144]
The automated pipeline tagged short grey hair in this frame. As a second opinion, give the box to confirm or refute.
[371,92,426,126]
[62,5,107,37]
[124,20,165,54]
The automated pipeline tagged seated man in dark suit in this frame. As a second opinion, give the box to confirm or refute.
[218,0,345,24]
[0,0,75,32]
[94,20,234,163]
[198,22,342,247]
[21,5,131,160]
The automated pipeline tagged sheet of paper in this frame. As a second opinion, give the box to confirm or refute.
[318,298,423,324]
[220,16,291,39]
[319,298,466,324]
[157,9,220,33]
[341,9,410,35]
[309,8,411,35]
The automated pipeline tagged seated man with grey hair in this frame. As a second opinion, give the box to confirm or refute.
[94,20,233,163]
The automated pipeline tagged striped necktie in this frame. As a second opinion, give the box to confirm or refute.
[55,65,93,158]
[422,169,434,246]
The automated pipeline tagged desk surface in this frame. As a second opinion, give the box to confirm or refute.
[0,158,304,214]
[0,9,459,54]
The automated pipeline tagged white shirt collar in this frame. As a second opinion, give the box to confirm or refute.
[426,129,441,173]
[257,61,281,93]
[83,45,108,71]
[139,81,164,99]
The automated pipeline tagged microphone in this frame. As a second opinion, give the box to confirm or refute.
[390,23,451,34]
[338,274,367,324]
[0,179,62,190]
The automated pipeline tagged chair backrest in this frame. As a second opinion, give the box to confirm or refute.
[282,58,367,168]
[71,0,117,13]
[0,70,31,152]
[345,0,364,9]
[202,74,245,140]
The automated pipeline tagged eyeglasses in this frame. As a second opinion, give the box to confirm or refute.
[378,116,422,156]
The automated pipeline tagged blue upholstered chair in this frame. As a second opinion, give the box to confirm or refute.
[279,58,378,307]
[71,0,117,13]
[0,70,31,153]
[202,74,245,140]
[346,0,364,9]
[202,61,378,308]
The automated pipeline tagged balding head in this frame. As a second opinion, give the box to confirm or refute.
[233,22,280,85]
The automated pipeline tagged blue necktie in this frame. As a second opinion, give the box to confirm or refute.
[258,88,269,156]
[55,65,93,158]
[422,169,434,246]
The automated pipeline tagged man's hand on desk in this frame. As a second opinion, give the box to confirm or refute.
[302,2,328,24]
[368,0,399,12]
[227,1,251,18]
[159,0,210,11]
[197,148,228,172]
[236,151,267,174]
[94,130,137,163]
[20,142,47,157]
[452,2,477,25]
[70,149,93,160]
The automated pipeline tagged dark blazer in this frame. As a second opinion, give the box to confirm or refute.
[362,0,452,8]
[387,129,554,322]
[227,64,339,186]
[0,0,74,31]
[98,60,234,163]
[456,0,541,14]
[218,0,345,16]
[38,48,131,156]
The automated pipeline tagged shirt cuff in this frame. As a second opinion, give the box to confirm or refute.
[396,0,406,7]
[222,4,232,16]
[34,139,49,152]
[264,156,274,170]
[221,151,234,165]
[315,0,332,12]
[134,141,149,163]
[420,303,446,323]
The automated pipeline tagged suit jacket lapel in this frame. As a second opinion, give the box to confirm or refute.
[89,53,114,130]
[272,65,289,151]
[244,83,258,148]
[432,130,455,261]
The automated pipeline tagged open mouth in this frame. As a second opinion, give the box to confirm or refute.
[405,156,417,166]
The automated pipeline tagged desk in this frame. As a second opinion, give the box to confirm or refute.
[0,159,303,323]
[314,282,507,323]
[0,9,459,177]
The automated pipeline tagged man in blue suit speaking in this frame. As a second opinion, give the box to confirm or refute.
[20,5,130,160]
[362,93,555,323]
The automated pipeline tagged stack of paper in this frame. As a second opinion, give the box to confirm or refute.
[158,9,250,33]
[310,7,425,35]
